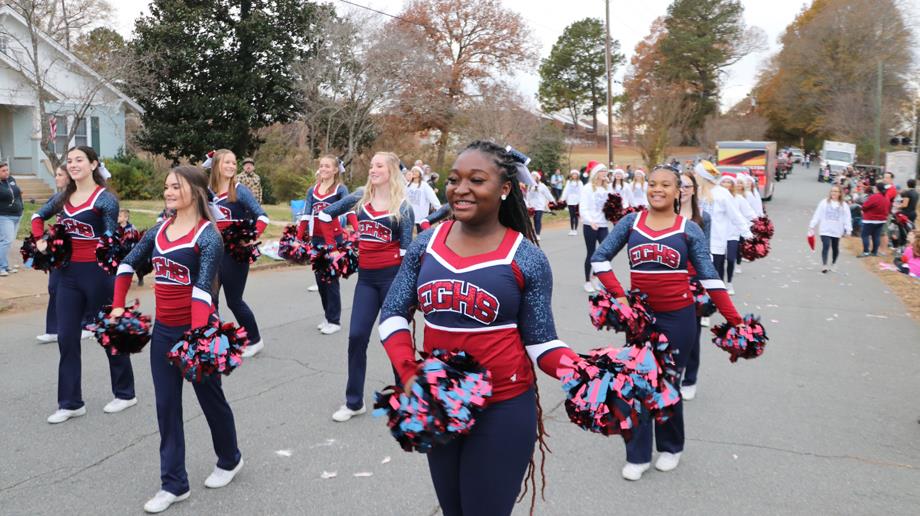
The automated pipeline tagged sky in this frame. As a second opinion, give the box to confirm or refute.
[112,0,918,113]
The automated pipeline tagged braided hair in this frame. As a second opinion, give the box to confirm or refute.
[462,140,537,243]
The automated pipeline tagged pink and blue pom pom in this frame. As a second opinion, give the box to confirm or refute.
[167,320,249,382]
[711,314,768,362]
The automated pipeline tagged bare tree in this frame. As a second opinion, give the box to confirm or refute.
[454,83,541,150]
[634,84,696,169]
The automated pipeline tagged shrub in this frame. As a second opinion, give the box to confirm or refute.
[105,151,161,200]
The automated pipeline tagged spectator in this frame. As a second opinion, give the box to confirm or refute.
[883,171,898,204]
[809,185,852,273]
[859,182,890,257]
[239,158,263,203]
[550,169,564,199]
[422,164,439,193]
[0,161,23,277]
[895,229,920,277]
[625,164,633,181]
[898,178,917,224]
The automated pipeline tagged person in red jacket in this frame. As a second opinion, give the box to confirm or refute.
[859,183,891,257]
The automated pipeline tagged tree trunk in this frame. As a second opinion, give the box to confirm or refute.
[435,127,450,170]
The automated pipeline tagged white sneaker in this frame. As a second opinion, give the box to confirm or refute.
[568,230,577,236]
[308,284,319,292]
[81,330,93,340]
[144,490,190,513]
[104,397,138,414]
[621,462,651,481]
[47,406,86,424]
[736,265,743,274]
[320,323,341,335]
[332,404,366,422]
[583,282,596,293]
[241,340,263,358]
[204,459,244,488]
[536,235,542,241]
[830,265,838,273]
[700,317,710,328]
[726,283,735,296]
[681,384,697,400]
[317,319,328,330]
[0,270,8,277]
[655,452,682,472]
[36,333,58,343]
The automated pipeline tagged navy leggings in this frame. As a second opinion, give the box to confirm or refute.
[568,205,579,231]
[427,388,536,516]
[533,211,543,236]
[46,269,59,334]
[683,316,702,387]
[345,266,399,410]
[56,262,134,410]
[736,238,744,265]
[312,237,341,325]
[625,304,695,464]
[821,235,840,265]
[712,239,739,283]
[583,225,609,281]
[216,252,261,343]
[150,322,240,495]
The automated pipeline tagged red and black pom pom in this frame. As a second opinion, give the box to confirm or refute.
[87,300,152,355]
[278,224,310,265]
[711,314,768,363]
[221,219,261,264]
[548,200,567,211]
[373,349,493,453]
[740,236,770,261]
[20,224,71,272]
[309,233,359,283]
[167,319,249,382]
[603,193,626,224]
[751,216,774,240]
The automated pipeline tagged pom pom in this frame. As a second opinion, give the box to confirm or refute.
[557,339,680,441]
[278,224,310,265]
[167,319,249,382]
[688,278,717,317]
[221,219,261,264]
[588,289,655,343]
[309,233,359,283]
[548,200,567,211]
[20,224,71,272]
[95,231,130,275]
[86,300,152,355]
[603,193,626,224]
[751,216,774,240]
[373,349,493,453]
[711,314,768,363]
[740,236,770,261]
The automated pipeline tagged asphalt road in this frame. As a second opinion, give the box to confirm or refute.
[1,164,919,515]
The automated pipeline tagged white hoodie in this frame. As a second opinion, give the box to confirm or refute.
[406,181,441,222]
[701,185,753,254]
[809,199,852,238]
[580,184,613,226]
[526,182,555,212]
[560,180,582,205]
[733,194,758,239]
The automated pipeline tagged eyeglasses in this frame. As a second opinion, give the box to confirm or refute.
[680,185,695,190]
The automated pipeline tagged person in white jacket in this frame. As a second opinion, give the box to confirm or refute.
[559,170,583,236]
[731,175,758,274]
[405,166,441,228]
[629,169,649,208]
[525,171,555,241]
[809,184,852,273]
[741,173,764,217]
[695,162,752,295]
[580,161,613,292]
[611,168,632,207]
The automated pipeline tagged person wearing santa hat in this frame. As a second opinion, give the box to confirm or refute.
[611,168,632,207]
[559,170,583,236]
[579,161,613,292]
[729,174,758,275]
[695,163,752,295]
[525,171,555,241]
[628,169,649,209]
[740,173,764,217]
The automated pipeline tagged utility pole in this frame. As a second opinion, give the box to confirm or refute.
[875,60,883,165]
[604,0,614,167]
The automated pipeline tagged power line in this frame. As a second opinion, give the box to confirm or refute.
[331,0,426,28]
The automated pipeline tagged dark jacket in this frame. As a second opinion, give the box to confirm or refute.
[0,177,23,217]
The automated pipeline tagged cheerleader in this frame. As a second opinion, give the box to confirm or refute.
[591,164,744,480]
[808,184,852,273]
[31,146,135,424]
[112,166,241,514]
[729,174,757,275]
[379,140,579,515]
[628,169,649,209]
[580,161,613,293]
[611,168,631,207]
[296,155,355,335]
[678,171,711,401]
[559,170,582,236]
[317,152,414,422]
[209,149,270,357]
[525,171,554,240]
[405,166,442,228]
[741,173,764,217]
[36,165,71,344]
[694,162,751,296]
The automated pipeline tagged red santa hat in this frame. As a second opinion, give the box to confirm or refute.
[586,160,607,180]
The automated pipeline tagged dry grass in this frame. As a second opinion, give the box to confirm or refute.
[842,237,920,321]
[566,145,706,170]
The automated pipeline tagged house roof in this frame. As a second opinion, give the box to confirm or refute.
[0,6,144,114]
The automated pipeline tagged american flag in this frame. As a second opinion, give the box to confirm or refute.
[48,116,57,140]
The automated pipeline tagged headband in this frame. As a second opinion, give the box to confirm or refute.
[202,150,216,170]
[505,145,535,186]
[97,162,112,180]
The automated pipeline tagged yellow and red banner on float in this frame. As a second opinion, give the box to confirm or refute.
[717,148,767,187]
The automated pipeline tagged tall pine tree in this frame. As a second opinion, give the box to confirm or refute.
[131,0,331,162]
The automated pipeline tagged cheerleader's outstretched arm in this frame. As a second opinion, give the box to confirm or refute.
[318,189,362,222]
[419,204,451,230]
[589,212,638,298]
[237,184,270,235]
[113,222,160,309]
[687,221,742,326]
[397,203,415,254]
[30,193,62,237]
[189,226,224,327]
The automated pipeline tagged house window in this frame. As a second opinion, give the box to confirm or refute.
[90,116,100,154]
[53,116,68,153]
[0,36,8,52]
[74,118,88,147]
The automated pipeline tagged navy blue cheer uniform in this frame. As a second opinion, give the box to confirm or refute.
[591,211,741,464]
[318,189,414,410]
[213,183,269,345]
[32,186,135,410]
[683,211,711,388]
[114,218,240,496]
[296,183,353,326]
[379,221,578,515]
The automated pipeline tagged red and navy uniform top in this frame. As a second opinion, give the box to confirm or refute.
[113,218,223,327]
[31,186,118,263]
[318,189,415,270]
[212,182,270,236]
[379,221,578,404]
[296,183,355,244]
[591,211,741,325]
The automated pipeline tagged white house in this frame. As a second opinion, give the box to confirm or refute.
[0,6,143,198]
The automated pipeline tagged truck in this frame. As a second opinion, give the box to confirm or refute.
[820,141,857,179]
[885,151,918,179]
[716,141,776,201]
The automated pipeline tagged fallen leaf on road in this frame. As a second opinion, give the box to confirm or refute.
[353,472,373,478]
[825,318,834,321]
[381,456,391,464]
[767,304,779,308]
[866,314,888,319]
[275,450,292,457]
[770,319,780,323]
[732,454,738,460]
[321,471,337,479]
[310,439,337,449]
